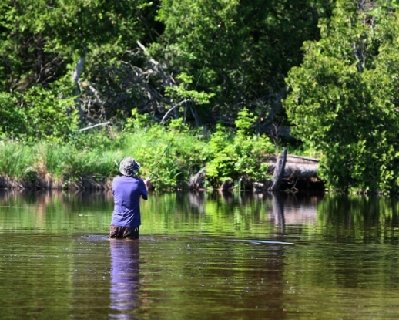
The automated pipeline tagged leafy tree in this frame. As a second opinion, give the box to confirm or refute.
[0,93,26,137]
[0,0,151,88]
[0,0,155,131]
[22,81,78,140]
[154,0,331,125]
[0,0,332,135]
[284,0,399,193]
[0,76,78,141]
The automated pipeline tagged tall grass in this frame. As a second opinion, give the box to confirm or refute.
[0,116,275,190]
[119,125,208,189]
[0,141,35,178]
[0,125,208,190]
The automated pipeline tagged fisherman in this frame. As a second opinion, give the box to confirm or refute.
[109,157,148,240]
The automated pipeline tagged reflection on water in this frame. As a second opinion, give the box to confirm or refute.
[187,192,205,214]
[317,195,399,243]
[271,193,285,233]
[110,240,140,319]
[1,191,399,319]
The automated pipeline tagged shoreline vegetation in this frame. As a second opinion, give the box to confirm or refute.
[0,153,322,193]
[2,2,399,195]
[0,112,323,194]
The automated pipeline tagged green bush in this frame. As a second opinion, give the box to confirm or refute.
[0,93,26,137]
[0,110,276,191]
[121,119,208,190]
[23,85,78,141]
[284,3,399,194]
[206,108,274,187]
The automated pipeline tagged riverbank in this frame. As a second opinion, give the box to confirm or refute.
[0,174,113,191]
[0,154,324,193]
[0,114,323,192]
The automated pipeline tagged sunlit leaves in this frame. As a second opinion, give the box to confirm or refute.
[284,0,399,193]
[206,109,274,186]
[155,0,328,121]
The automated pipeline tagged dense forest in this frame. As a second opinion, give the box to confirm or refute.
[0,0,398,194]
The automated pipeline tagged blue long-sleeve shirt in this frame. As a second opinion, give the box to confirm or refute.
[111,176,148,228]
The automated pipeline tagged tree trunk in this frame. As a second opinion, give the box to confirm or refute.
[71,52,86,125]
[270,147,287,191]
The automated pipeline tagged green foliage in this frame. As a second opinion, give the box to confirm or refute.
[235,108,256,136]
[0,0,156,135]
[6,0,399,194]
[0,0,151,89]
[165,72,215,105]
[0,78,77,141]
[22,84,78,141]
[0,137,121,183]
[34,142,68,178]
[167,118,189,133]
[121,121,208,190]
[207,124,236,183]
[0,114,275,191]
[71,129,122,152]
[124,108,154,131]
[155,0,329,121]
[0,0,330,141]
[284,0,399,193]
[0,93,26,137]
[60,147,118,181]
[206,109,274,187]
[0,141,35,178]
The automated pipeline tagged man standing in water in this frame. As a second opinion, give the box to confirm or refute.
[109,157,148,240]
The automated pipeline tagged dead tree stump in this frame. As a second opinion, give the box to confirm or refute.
[270,147,287,191]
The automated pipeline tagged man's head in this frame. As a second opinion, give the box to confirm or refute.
[119,157,140,177]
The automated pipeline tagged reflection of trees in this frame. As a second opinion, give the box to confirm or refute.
[109,241,140,318]
[317,196,399,243]
[266,193,320,238]
[281,196,399,315]
[71,240,110,317]
[149,192,273,236]
[0,190,112,233]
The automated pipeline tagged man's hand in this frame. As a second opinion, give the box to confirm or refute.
[144,178,153,190]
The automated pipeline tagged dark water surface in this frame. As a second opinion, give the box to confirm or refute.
[1,191,399,319]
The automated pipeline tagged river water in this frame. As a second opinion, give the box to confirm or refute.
[0,191,399,319]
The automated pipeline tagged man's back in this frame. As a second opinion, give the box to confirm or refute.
[111,176,147,228]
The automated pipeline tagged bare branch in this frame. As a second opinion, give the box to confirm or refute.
[79,122,110,132]
[161,99,191,124]
[136,40,175,87]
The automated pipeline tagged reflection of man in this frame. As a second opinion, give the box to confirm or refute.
[109,240,140,318]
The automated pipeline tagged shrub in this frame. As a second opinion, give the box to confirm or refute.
[206,108,274,187]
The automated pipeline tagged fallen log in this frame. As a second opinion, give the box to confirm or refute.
[265,155,319,180]
[265,152,324,193]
